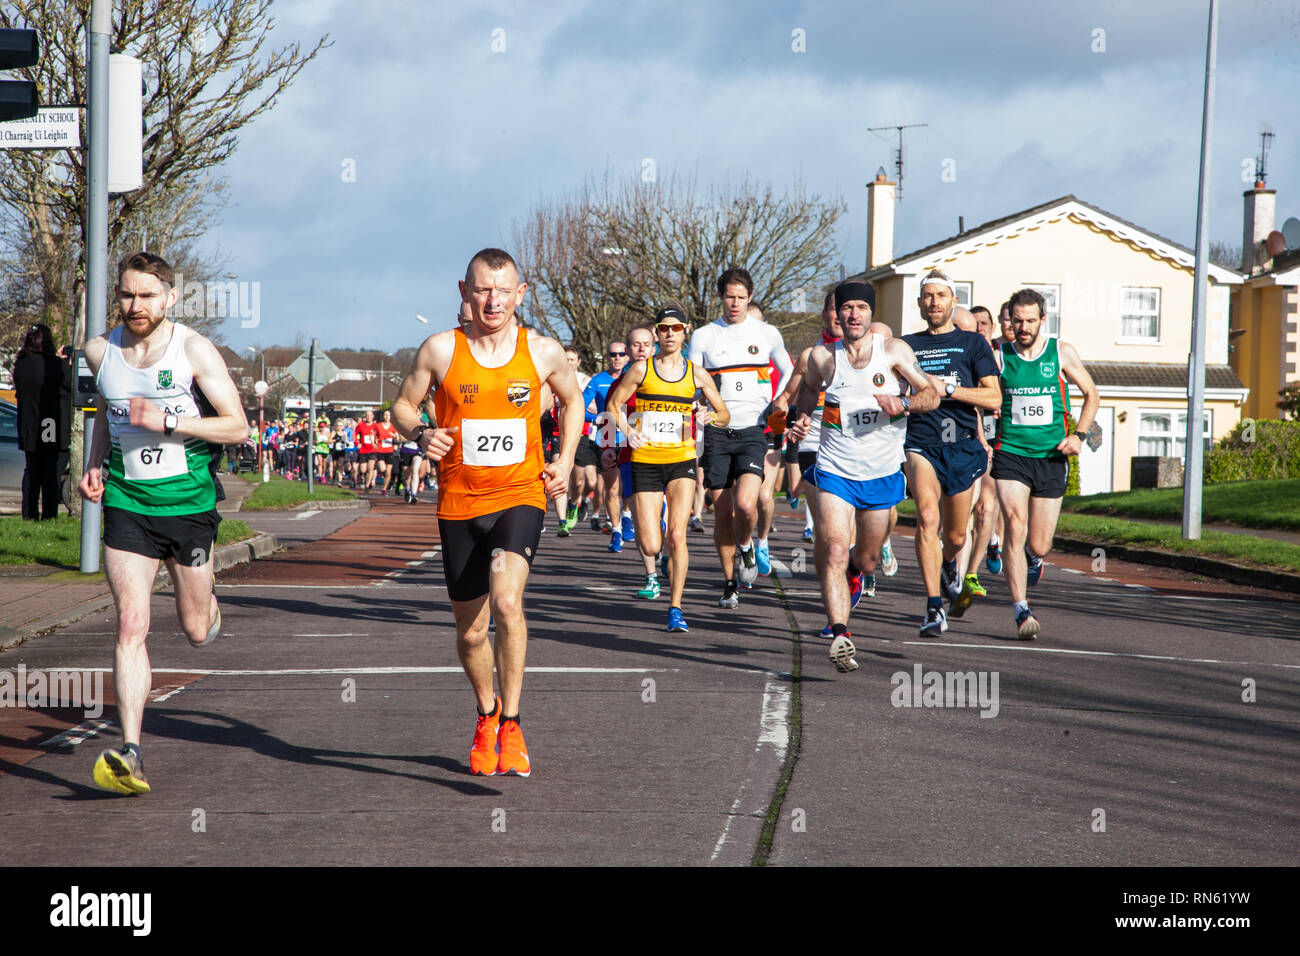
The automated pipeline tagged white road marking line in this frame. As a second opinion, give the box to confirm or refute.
[406,560,424,566]
[292,633,369,637]
[899,641,1300,671]
[19,666,680,676]
[152,685,187,703]
[41,718,114,749]
[712,673,789,862]
[421,550,439,558]
[293,510,322,519]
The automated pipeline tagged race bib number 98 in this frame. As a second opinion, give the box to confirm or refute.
[1010,394,1052,426]
[461,418,526,467]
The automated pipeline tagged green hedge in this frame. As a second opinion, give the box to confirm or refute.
[1205,419,1300,483]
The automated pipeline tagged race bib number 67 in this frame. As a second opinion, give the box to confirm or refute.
[461,418,526,467]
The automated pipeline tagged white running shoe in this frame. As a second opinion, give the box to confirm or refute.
[829,633,858,673]
[880,538,898,577]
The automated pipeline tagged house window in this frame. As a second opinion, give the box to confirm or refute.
[1022,283,1060,337]
[953,282,972,308]
[1121,287,1161,341]
[1137,409,1212,458]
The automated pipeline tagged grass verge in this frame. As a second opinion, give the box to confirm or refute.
[0,515,257,569]
[1063,479,1300,531]
[1054,513,1300,574]
[241,475,356,510]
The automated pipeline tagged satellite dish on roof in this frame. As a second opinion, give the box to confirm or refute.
[1267,230,1287,257]
[1282,217,1300,250]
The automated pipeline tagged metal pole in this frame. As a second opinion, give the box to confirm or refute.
[1182,0,1218,541]
[306,338,316,495]
[79,0,111,574]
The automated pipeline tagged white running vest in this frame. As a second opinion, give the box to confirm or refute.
[816,335,906,482]
[97,323,213,514]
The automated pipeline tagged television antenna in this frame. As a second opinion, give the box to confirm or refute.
[868,122,928,200]
[1255,123,1274,184]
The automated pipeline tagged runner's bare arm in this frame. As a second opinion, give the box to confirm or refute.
[775,347,811,411]
[606,359,647,447]
[1056,341,1100,455]
[79,341,112,502]
[535,334,583,497]
[787,345,832,442]
[394,331,457,458]
[885,338,940,416]
[943,373,1002,412]
[693,362,730,428]
[128,335,248,444]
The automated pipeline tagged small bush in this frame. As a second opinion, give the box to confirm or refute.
[1205,420,1300,483]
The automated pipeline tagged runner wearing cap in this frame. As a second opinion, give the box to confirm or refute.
[607,303,730,631]
[788,280,939,672]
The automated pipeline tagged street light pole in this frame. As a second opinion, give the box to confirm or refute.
[1182,0,1218,541]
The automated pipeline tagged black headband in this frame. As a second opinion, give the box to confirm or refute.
[834,281,876,311]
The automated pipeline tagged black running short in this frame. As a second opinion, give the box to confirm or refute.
[990,449,1068,499]
[103,506,221,564]
[574,435,600,469]
[631,458,697,494]
[905,438,988,497]
[700,424,767,491]
[438,505,545,602]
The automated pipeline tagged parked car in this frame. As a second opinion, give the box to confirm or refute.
[0,399,23,494]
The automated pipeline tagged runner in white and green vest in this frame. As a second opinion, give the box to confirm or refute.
[990,288,1099,641]
[79,251,250,796]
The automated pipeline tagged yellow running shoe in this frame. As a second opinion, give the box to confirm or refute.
[497,718,531,777]
[92,747,150,795]
[469,696,501,776]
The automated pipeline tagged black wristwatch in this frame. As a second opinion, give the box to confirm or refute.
[413,425,429,445]
[901,396,911,414]
[1073,429,1087,443]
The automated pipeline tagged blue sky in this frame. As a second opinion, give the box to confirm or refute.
[206,0,1300,355]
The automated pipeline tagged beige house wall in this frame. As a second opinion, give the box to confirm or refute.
[885,215,1230,366]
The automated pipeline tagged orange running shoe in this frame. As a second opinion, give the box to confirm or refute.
[497,718,531,777]
[469,696,501,776]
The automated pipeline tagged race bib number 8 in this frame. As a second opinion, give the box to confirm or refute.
[1010,394,1052,426]
[462,418,526,467]
[719,370,763,405]
[639,410,686,445]
[121,431,186,481]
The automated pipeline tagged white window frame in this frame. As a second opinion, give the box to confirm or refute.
[953,282,972,309]
[1136,408,1212,458]
[1118,286,1161,343]
[1022,283,1060,338]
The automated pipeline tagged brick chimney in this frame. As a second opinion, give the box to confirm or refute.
[1242,182,1276,275]
[866,172,896,270]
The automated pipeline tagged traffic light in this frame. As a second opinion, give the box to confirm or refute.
[0,28,39,122]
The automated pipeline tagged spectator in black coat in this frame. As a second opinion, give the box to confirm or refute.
[13,323,67,520]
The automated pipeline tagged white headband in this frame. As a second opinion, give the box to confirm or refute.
[919,273,955,294]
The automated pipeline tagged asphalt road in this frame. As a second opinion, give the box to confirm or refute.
[1,497,1296,866]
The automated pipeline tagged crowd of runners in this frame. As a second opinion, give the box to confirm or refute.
[79,246,1097,793]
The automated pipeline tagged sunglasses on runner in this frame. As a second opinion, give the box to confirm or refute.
[608,350,626,357]
[655,323,683,333]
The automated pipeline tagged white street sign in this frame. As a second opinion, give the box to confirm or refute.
[0,107,81,149]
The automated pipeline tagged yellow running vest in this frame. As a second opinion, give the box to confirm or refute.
[631,357,696,465]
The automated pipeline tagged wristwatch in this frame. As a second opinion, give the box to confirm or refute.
[412,425,429,445]
[901,396,911,414]
[163,413,178,436]
[1073,429,1088,443]
[945,381,956,398]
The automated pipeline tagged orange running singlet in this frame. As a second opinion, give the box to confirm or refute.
[435,326,546,520]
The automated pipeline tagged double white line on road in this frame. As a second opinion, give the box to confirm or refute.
[22,666,679,676]
[901,641,1300,670]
